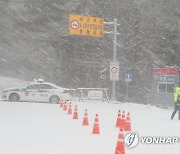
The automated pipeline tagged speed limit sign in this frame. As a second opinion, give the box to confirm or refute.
[111,67,118,74]
[98,72,106,81]
[110,62,119,81]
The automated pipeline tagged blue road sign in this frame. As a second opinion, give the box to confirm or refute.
[125,73,132,81]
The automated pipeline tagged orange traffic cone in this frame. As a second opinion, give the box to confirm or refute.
[121,111,126,130]
[60,100,63,108]
[82,109,89,126]
[125,112,131,131]
[116,110,121,127]
[115,129,125,154]
[92,114,100,134]
[63,102,67,111]
[67,102,72,115]
[73,105,78,119]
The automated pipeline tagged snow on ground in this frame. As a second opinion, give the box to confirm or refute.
[0,100,180,154]
[0,77,180,154]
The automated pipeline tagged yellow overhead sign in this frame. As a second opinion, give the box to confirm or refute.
[69,14,104,37]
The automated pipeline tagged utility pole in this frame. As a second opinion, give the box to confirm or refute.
[126,81,129,102]
[111,18,117,101]
[104,18,119,101]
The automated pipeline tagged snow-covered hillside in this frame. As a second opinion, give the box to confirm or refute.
[1,0,180,104]
[0,100,179,154]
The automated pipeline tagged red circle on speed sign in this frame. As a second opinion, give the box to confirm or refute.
[111,67,118,74]
[71,20,79,29]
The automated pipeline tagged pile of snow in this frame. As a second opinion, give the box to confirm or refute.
[0,100,179,154]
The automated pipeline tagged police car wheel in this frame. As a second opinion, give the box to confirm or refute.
[9,93,20,102]
[50,95,60,104]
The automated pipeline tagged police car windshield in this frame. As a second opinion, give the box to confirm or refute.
[27,84,39,89]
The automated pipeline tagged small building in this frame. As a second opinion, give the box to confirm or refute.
[151,68,179,108]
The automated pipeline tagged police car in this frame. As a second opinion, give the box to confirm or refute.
[1,79,71,104]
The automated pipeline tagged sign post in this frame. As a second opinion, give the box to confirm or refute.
[104,18,119,101]
[110,62,119,81]
[125,73,132,102]
[110,18,118,101]
[110,61,119,101]
[69,15,119,101]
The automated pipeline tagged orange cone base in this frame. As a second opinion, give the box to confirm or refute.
[60,100,63,108]
[73,113,78,119]
[92,124,100,134]
[125,123,131,131]
[115,142,125,154]
[116,118,121,127]
[60,103,63,108]
[83,118,89,125]
[121,120,125,130]
[63,104,67,111]
[68,108,72,115]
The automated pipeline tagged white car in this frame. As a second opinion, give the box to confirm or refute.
[1,80,71,104]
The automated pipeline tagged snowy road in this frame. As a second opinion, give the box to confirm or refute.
[0,101,180,154]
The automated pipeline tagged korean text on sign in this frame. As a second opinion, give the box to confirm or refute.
[69,14,104,37]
